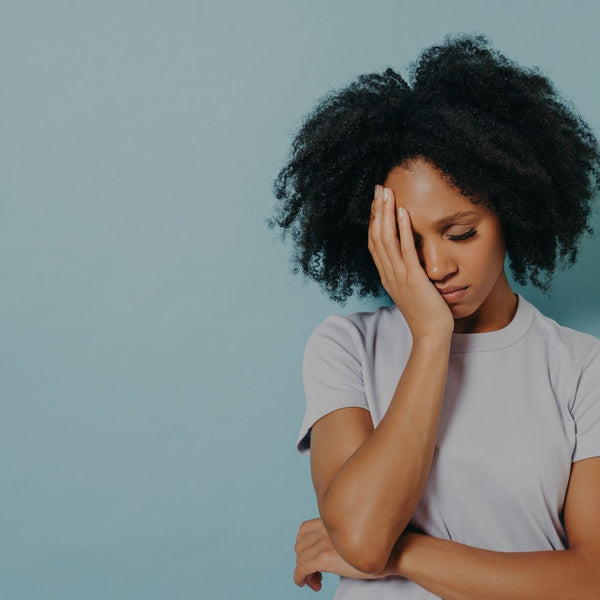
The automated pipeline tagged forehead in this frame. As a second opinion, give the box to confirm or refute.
[383,160,486,221]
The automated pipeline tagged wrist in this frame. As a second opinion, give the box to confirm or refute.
[383,531,425,578]
[411,332,453,352]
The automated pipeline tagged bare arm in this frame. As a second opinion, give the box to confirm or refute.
[316,333,450,573]
[378,458,600,599]
[310,185,455,574]
[295,457,600,595]
[389,533,599,600]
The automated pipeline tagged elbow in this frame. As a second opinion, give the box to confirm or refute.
[341,530,390,574]
[344,550,389,575]
[322,510,390,574]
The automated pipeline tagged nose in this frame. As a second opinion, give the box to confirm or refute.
[418,240,458,282]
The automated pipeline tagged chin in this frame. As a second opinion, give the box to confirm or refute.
[450,300,477,320]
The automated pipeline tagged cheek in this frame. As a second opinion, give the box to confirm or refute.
[488,226,507,265]
[464,237,504,275]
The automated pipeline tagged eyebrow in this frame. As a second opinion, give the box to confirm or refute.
[434,211,480,227]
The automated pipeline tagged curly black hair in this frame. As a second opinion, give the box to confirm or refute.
[267,32,600,304]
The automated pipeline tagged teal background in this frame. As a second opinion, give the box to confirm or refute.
[1,1,599,599]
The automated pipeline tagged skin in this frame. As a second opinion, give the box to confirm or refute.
[381,157,518,334]
[294,158,600,595]
[294,156,527,591]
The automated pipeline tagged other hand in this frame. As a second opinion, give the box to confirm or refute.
[293,517,390,591]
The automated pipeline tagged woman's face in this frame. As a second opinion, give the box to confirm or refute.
[382,158,516,333]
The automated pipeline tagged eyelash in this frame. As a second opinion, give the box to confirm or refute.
[414,228,478,247]
[449,228,478,241]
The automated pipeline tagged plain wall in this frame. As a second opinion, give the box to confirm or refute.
[1,1,599,599]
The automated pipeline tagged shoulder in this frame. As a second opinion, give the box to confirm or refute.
[306,304,409,353]
[526,297,600,367]
[523,297,600,412]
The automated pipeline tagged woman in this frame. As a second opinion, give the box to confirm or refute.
[269,33,600,599]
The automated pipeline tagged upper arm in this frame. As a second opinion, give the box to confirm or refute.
[564,456,600,586]
[309,406,374,516]
[298,315,372,499]
[298,315,375,525]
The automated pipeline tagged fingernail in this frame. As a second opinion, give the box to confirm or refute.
[383,188,390,202]
[374,184,381,198]
[398,206,404,218]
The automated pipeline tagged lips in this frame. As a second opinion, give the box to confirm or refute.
[437,286,467,294]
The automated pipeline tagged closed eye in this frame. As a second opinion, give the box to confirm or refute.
[448,228,477,241]
[413,228,478,247]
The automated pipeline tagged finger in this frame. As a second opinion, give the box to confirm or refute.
[380,187,404,272]
[295,518,325,546]
[295,519,328,557]
[294,569,322,591]
[306,572,323,592]
[294,560,323,587]
[369,186,401,296]
[298,517,324,534]
[295,553,327,588]
[367,188,380,258]
[396,206,420,268]
[296,534,333,567]
[368,226,386,282]
[293,565,306,587]
[369,186,396,276]
[295,527,322,556]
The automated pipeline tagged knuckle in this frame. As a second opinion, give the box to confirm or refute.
[298,517,319,535]
[391,262,406,280]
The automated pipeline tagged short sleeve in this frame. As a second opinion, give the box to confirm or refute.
[296,315,370,455]
[571,341,600,462]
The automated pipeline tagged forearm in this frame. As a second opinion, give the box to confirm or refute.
[322,335,451,572]
[391,532,600,600]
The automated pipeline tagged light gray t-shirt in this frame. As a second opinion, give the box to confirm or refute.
[296,292,600,599]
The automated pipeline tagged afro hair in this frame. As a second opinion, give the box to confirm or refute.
[268,32,600,304]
